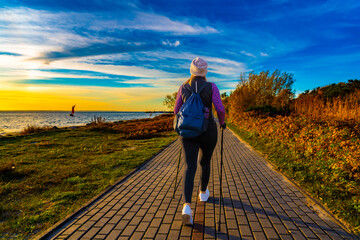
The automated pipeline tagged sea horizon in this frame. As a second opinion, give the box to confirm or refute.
[0,111,168,133]
[0,110,171,112]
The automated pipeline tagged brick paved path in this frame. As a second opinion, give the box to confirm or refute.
[40,128,357,240]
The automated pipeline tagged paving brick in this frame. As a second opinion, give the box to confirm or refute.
[128,216,142,226]
[227,218,238,230]
[263,227,280,239]
[180,225,192,237]
[114,220,129,230]
[162,215,173,224]
[158,223,171,234]
[239,224,252,237]
[93,234,107,239]
[168,230,180,239]
[121,225,136,236]
[105,229,121,239]
[149,218,162,227]
[80,227,100,239]
[170,220,182,230]
[141,213,155,222]
[289,230,306,240]
[129,231,144,239]
[279,234,293,240]
[253,231,267,239]
[273,224,290,235]
[98,223,115,235]
[228,229,240,239]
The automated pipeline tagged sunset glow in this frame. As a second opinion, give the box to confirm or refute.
[0,1,359,111]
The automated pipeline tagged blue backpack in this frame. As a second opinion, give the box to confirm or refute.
[174,82,209,138]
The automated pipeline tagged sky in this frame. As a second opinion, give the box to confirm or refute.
[0,0,359,111]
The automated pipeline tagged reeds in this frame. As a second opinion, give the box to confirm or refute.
[90,116,106,124]
[294,89,360,122]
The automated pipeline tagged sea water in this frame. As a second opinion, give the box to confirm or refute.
[0,111,162,133]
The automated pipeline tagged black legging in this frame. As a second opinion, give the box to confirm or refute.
[181,120,218,203]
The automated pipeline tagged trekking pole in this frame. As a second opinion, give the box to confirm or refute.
[173,148,182,199]
[218,128,224,231]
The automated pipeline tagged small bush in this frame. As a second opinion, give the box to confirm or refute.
[20,125,52,135]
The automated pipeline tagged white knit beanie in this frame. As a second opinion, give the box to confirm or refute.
[190,57,208,77]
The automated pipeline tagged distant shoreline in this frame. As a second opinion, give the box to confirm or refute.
[0,110,172,113]
[0,111,171,134]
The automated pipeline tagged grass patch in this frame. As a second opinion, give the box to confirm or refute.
[227,121,359,234]
[0,114,177,239]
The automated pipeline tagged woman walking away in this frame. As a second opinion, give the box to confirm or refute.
[174,57,226,225]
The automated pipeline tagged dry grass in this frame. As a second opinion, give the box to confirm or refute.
[20,125,54,135]
[294,89,360,122]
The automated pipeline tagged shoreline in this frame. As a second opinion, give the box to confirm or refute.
[0,112,170,136]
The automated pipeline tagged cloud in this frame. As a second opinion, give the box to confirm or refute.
[0,6,217,63]
[125,12,218,34]
[32,42,164,63]
[50,58,178,79]
[260,52,269,57]
[241,50,256,58]
[162,40,180,47]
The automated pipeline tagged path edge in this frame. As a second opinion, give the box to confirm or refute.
[226,126,359,238]
[33,137,178,240]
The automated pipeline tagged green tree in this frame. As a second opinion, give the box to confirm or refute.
[163,92,178,111]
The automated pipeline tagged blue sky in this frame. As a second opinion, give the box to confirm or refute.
[0,0,359,110]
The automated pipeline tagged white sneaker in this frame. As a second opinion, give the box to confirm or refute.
[181,205,193,225]
[199,189,210,202]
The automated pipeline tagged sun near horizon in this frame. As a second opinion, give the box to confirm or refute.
[0,84,171,112]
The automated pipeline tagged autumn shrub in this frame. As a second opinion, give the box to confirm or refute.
[20,125,53,135]
[229,70,294,120]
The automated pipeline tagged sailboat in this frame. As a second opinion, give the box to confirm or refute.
[69,105,76,117]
